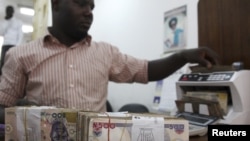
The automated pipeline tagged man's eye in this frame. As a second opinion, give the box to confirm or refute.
[73,0,87,6]
[73,0,94,9]
[73,0,81,4]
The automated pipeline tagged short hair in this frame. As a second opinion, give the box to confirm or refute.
[6,5,14,13]
[169,17,178,28]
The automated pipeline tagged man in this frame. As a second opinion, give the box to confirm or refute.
[0,5,23,75]
[0,0,219,123]
[164,17,185,48]
[169,17,185,47]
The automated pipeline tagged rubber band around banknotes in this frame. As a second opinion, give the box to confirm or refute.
[119,113,129,141]
[103,112,111,141]
[102,112,131,141]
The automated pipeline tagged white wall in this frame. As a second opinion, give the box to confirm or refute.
[89,0,199,112]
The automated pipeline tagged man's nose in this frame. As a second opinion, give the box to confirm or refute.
[83,5,93,15]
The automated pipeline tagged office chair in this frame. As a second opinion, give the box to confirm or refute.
[106,100,113,112]
[118,103,149,113]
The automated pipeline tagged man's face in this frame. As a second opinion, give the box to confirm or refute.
[170,23,177,30]
[51,121,69,141]
[56,0,95,40]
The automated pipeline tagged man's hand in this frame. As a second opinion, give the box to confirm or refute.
[178,47,220,69]
[148,47,220,81]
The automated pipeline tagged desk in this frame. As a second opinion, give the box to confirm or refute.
[190,134,207,141]
[0,135,207,141]
[0,134,209,141]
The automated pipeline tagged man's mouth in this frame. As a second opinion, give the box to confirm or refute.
[80,21,92,27]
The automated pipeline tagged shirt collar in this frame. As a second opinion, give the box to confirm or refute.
[43,30,92,47]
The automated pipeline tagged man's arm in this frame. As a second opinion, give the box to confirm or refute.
[148,47,220,81]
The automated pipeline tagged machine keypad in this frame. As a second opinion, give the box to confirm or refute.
[179,72,234,81]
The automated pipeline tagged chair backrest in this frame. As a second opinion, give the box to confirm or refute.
[118,103,149,113]
[106,100,113,112]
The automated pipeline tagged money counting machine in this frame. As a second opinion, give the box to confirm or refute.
[175,70,250,125]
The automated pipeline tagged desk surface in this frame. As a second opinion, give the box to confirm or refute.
[0,135,208,141]
[0,126,208,141]
[190,134,207,141]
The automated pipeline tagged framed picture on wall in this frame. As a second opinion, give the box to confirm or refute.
[163,5,187,54]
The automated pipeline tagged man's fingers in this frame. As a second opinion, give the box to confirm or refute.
[199,47,220,68]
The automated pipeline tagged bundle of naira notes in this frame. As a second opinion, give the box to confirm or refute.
[77,111,189,141]
[175,91,227,119]
[185,91,228,115]
[5,106,79,141]
[5,106,189,141]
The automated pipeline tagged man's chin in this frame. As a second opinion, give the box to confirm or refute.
[73,32,88,40]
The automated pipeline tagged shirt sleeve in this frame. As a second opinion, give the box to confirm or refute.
[109,46,148,83]
[0,49,27,106]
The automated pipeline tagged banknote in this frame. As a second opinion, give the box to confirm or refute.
[40,108,79,141]
[5,107,18,141]
[78,112,189,141]
[77,111,101,141]
[185,91,228,114]
[78,112,143,141]
[5,106,56,141]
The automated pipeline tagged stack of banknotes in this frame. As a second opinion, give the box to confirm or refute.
[5,106,189,141]
[5,106,79,141]
[77,112,189,141]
